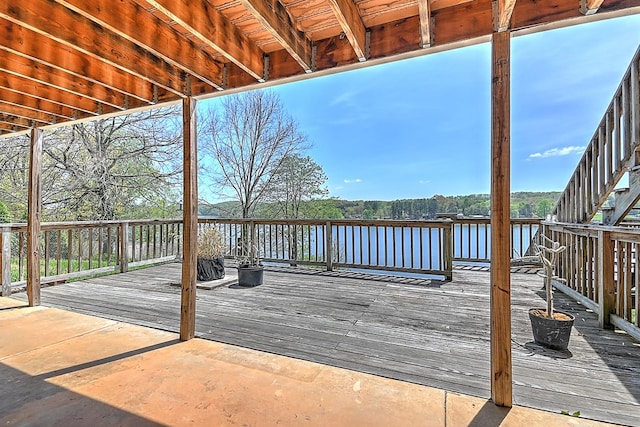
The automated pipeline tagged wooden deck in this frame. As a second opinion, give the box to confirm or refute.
[12,263,640,425]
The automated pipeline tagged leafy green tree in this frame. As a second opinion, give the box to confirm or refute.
[265,155,328,219]
[299,199,343,219]
[42,108,182,221]
[0,201,11,223]
[536,199,554,218]
[0,108,182,222]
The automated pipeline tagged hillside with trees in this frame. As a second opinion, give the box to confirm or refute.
[201,191,561,220]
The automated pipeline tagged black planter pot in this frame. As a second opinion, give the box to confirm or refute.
[529,308,575,350]
[237,266,264,287]
[197,257,225,281]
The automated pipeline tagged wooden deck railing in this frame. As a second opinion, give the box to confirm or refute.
[542,221,640,341]
[201,218,456,279]
[0,219,182,295]
[1,217,542,295]
[553,45,640,224]
[452,218,539,263]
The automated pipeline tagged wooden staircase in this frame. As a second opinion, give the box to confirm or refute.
[553,45,640,225]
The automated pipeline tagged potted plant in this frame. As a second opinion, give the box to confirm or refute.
[197,227,226,281]
[235,234,264,287]
[529,235,574,350]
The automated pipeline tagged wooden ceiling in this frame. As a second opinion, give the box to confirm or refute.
[0,0,638,136]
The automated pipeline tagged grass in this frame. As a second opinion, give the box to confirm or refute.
[9,257,119,282]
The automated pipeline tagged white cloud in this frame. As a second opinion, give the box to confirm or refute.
[344,179,362,184]
[418,180,431,185]
[528,146,585,159]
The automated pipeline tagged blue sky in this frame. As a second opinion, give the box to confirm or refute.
[204,15,640,202]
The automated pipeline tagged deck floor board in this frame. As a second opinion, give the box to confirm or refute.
[13,263,640,425]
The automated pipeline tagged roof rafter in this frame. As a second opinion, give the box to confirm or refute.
[0,115,34,129]
[327,0,367,61]
[0,91,75,121]
[0,102,55,125]
[145,0,266,82]
[0,19,155,104]
[0,50,128,110]
[241,0,313,72]
[0,74,103,117]
[0,0,187,96]
[494,0,517,32]
[53,0,225,90]
[580,0,605,15]
[417,0,433,48]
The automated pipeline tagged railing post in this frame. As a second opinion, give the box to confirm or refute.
[119,222,129,273]
[598,230,615,329]
[443,221,453,281]
[1,230,11,296]
[325,221,333,271]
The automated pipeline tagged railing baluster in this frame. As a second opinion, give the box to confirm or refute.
[1,230,11,296]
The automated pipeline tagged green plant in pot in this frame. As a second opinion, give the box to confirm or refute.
[197,227,226,281]
[529,235,574,350]
[235,235,263,287]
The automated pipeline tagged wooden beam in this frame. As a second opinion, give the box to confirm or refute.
[53,0,224,90]
[0,74,103,116]
[494,0,517,32]
[0,50,129,110]
[0,116,34,129]
[0,102,54,125]
[26,127,43,307]
[327,0,368,61]
[146,0,265,82]
[0,19,155,104]
[417,0,434,48]
[180,96,198,341]
[0,91,75,120]
[490,30,512,408]
[580,0,605,15]
[0,1,186,95]
[241,0,313,72]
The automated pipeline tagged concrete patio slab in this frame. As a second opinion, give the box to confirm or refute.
[0,297,618,426]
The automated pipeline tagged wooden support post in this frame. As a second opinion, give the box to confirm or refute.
[27,127,43,307]
[1,230,11,296]
[443,220,453,281]
[181,96,198,341]
[119,222,129,273]
[325,221,333,271]
[632,58,639,146]
[598,230,615,329]
[490,30,512,408]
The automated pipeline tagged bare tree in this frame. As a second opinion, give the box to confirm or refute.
[43,107,183,221]
[0,107,183,221]
[202,90,307,219]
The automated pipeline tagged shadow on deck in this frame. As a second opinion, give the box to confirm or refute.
[8,263,640,425]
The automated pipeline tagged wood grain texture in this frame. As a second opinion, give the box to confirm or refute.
[146,0,265,81]
[490,30,512,408]
[181,97,198,341]
[327,0,368,61]
[26,127,43,307]
[0,0,185,95]
[0,18,155,104]
[417,0,433,47]
[494,0,516,31]
[241,0,313,71]
[54,0,224,90]
[12,263,640,426]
